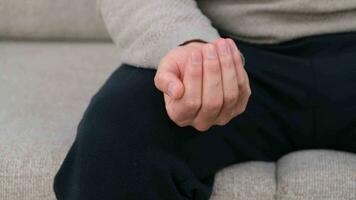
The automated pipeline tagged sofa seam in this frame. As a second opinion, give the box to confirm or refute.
[274,160,279,200]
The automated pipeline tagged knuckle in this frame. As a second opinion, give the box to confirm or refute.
[167,105,184,122]
[237,75,246,85]
[234,55,244,68]
[188,67,202,79]
[169,113,188,127]
[224,92,238,104]
[167,103,198,124]
[185,99,201,111]
[210,79,221,90]
[204,100,223,112]
[222,62,234,71]
[220,55,234,67]
[205,61,221,73]
[240,85,251,96]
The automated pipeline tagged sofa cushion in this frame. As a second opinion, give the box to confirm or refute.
[210,150,356,200]
[276,150,356,200]
[0,0,109,40]
[210,162,276,200]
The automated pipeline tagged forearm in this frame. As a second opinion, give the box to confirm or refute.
[98,0,220,69]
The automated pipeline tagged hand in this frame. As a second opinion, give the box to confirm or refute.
[154,38,251,132]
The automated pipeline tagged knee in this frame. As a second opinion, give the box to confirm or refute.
[58,64,173,178]
[81,65,163,125]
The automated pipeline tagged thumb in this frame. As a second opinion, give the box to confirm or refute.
[154,65,184,100]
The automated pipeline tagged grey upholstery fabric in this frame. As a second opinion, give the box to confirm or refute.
[0,0,110,40]
[1,41,356,200]
[210,162,276,200]
[0,41,120,199]
[276,150,356,200]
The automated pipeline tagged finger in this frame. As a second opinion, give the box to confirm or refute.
[226,39,246,86]
[233,70,252,116]
[154,59,184,100]
[193,43,223,132]
[166,50,203,126]
[213,38,239,125]
[226,39,252,117]
[181,50,203,120]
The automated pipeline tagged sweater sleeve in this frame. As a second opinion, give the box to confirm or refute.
[98,0,220,69]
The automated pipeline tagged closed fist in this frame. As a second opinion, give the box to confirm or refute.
[154,38,251,132]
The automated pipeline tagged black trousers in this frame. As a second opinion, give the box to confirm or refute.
[54,32,356,200]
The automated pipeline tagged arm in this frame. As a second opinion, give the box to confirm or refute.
[98,0,220,69]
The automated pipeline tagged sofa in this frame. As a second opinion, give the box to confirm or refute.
[1,0,355,199]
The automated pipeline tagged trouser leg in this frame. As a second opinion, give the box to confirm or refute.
[53,34,322,199]
[305,32,356,153]
[53,65,218,200]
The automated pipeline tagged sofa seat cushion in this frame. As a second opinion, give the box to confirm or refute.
[210,150,356,200]
[276,150,356,200]
[0,0,109,40]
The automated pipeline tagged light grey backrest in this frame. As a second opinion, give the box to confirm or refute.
[0,0,110,40]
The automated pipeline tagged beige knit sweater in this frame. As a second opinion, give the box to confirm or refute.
[98,0,356,69]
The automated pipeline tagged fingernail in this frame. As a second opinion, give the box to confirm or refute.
[218,40,228,55]
[191,51,201,65]
[205,44,217,59]
[167,82,175,97]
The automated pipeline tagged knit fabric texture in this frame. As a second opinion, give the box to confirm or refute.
[98,0,356,69]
